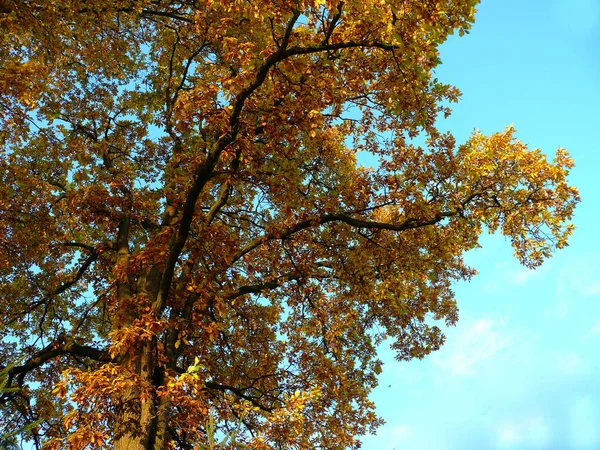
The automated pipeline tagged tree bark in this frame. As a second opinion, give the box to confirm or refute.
[113,340,168,449]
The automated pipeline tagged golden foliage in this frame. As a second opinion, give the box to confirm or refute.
[0,0,578,448]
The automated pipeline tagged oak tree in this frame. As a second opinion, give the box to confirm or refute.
[0,0,578,448]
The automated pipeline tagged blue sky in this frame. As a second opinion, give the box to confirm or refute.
[362,1,600,449]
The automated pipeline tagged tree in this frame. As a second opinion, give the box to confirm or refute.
[0,0,579,448]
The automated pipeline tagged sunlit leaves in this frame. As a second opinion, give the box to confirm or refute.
[0,0,578,448]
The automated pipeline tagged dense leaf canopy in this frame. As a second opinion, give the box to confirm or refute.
[0,0,578,448]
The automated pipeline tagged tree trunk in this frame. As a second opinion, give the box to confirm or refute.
[113,343,153,449]
[112,219,171,449]
[113,340,168,449]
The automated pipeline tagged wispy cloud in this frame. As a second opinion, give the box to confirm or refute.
[496,416,551,448]
[433,318,511,376]
[389,424,412,440]
[584,321,600,340]
[362,423,415,450]
[581,280,600,296]
[556,255,600,297]
[508,268,536,286]
[548,254,600,319]
[569,396,599,448]
[554,351,589,375]
[481,261,540,292]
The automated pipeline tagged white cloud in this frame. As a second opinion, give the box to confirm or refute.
[528,417,551,446]
[554,351,589,375]
[556,255,600,297]
[585,321,600,340]
[362,423,416,450]
[482,261,540,292]
[496,416,550,448]
[549,296,573,320]
[433,318,511,376]
[549,254,600,319]
[390,424,412,440]
[508,268,535,285]
[497,423,521,446]
[569,396,599,448]
[381,357,425,384]
[581,280,600,296]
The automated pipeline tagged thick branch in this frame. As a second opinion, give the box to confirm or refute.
[323,2,344,45]
[282,39,398,58]
[0,336,109,403]
[227,271,330,300]
[140,8,192,23]
[56,241,96,253]
[227,274,296,301]
[154,10,301,315]
[231,211,453,265]
[154,16,404,315]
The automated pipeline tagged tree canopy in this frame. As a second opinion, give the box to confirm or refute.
[0,0,578,448]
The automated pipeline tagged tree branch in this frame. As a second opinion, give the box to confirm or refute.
[140,8,192,23]
[206,147,242,226]
[203,382,274,412]
[323,2,344,45]
[55,241,96,253]
[53,251,98,296]
[0,336,109,403]
[231,210,454,265]
[154,15,405,316]
[154,10,301,316]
